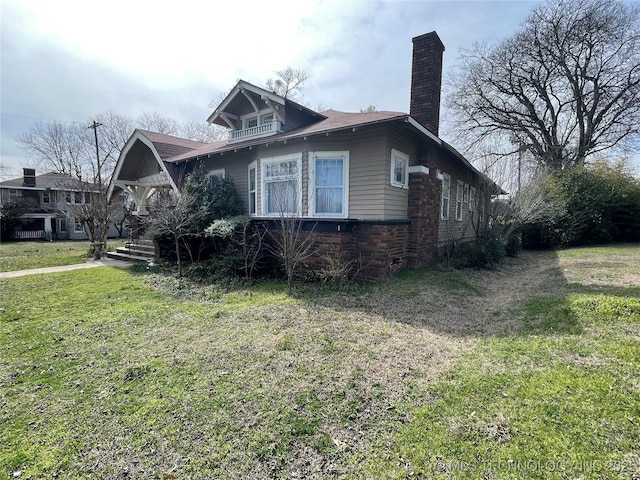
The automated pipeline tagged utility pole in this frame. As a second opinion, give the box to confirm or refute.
[89,121,103,187]
[88,121,105,259]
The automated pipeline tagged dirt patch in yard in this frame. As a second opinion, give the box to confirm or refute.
[321,250,568,338]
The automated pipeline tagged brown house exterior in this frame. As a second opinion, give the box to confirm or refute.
[108,31,501,280]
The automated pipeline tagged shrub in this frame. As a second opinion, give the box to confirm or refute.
[521,161,640,248]
[456,237,505,269]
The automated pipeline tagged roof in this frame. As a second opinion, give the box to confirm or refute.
[0,171,95,190]
[164,109,409,163]
[131,109,502,192]
[135,129,208,159]
[207,79,324,127]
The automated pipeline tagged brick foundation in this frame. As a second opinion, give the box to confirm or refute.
[284,221,411,281]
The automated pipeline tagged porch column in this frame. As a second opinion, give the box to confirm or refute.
[44,216,53,241]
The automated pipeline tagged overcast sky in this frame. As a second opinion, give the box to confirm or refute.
[1,0,550,180]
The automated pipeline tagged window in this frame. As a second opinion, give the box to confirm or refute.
[208,169,225,187]
[261,113,274,124]
[84,192,91,204]
[74,192,83,204]
[74,218,84,233]
[390,149,409,188]
[261,154,302,216]
[59,217,67,232]
[245,117,258,129]
[43,190,51,204]
[248,161,257,215]
[309,151,349,217]
[441,173,451,219]
[469,186,477,212]
[456,181,463,221]
[65,191,72,203]
[463,183,470,203]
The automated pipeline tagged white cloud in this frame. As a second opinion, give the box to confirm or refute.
[3,0,569,178]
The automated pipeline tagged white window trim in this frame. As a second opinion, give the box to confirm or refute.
[308,151,349,219]
[248,161,257,216]
[241,108,274,128]
[73,218,84,233]
[456,180,463,221]
[260,153,303,217]
[469,186,477,212]
[441,172,451,219]
[390,149,409,189]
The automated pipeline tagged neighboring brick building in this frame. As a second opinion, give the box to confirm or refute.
[108,31,502,280]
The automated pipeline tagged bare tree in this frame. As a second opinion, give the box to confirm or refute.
[264,168,316,294]
[450,0,640,171]
[266,67,309,101]
[136,112,180,136]
[179,120,227,143]
[359,105,378,113]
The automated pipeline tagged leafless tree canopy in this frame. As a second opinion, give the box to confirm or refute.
[449,0,640,170]
[18,111,226,183]
[266,67,310,101]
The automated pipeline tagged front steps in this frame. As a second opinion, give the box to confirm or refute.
[106,240,155,264]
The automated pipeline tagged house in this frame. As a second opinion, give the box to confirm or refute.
[108,31,502,280]
[0,168,120,241]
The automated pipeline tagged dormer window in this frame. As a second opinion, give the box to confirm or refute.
[208,81,289,143]
[229,109,281,142]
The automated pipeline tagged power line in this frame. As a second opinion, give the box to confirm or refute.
[1,112,84,125]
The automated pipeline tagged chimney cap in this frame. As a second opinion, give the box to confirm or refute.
[412,31,445,52]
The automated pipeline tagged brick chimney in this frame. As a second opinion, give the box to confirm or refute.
[410,31,445,137]
[23,168,36,187]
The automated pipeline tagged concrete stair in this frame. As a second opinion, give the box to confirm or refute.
[106,240,155,264]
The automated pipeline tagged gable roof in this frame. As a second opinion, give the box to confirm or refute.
[207,79,325,128]
[164,109,409,163]
[0,171,96,191]
[123,110,504,194]
[135,129,208,159]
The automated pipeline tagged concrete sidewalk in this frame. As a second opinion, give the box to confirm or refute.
[0,258,134,279]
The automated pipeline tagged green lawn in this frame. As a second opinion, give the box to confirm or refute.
[0,239,127,272]
[1,244,639,479]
